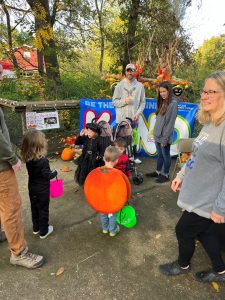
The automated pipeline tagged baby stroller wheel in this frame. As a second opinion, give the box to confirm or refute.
[133,175,143,185]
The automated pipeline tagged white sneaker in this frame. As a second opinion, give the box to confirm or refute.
[39,225,54,239]
[134,158,142,164]
[33,230,39,235]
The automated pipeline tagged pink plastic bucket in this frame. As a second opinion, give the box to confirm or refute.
[50,178,64,198]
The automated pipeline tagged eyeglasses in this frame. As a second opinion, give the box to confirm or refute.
[126,69,135,72]
[200,90,222,97]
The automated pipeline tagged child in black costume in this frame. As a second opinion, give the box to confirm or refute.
[74,123,104,185]
[21,129,57,239]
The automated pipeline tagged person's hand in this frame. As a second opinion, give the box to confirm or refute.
[80,129,87,136]
[171,177,182,192]
[12,159,22,173]
[124,97,131,104]
[161,143,167,147]
[211,211,225,223]
[133,115,138,121]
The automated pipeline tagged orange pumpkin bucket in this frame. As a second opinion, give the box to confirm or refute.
[84,167,130,213]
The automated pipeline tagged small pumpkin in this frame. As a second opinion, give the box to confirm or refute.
[61,148,75,161]
[84,167,128,213]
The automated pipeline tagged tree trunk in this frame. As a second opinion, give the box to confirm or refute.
[34,17,44,76]
[122,0,140,72]
[94,0,105,73]
[37,49,44,76]
[0,1,19,69]
[99,28,104,73]
[27,0,61,84]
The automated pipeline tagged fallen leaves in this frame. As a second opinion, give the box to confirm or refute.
[211,281,219,292]
[56,267,65,277]
[60,165,71,172]
[155,234,161,239]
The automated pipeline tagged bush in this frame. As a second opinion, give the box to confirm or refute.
[0,71,106,101]
[44,72,105,100]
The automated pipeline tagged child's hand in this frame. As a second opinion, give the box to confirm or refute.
[80,129,87,136]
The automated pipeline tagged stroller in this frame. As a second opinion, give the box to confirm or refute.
[114,118,143,185]
[91,118,113,159]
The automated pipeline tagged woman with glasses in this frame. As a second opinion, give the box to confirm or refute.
[146,81,178,183]
[159,71,225,282]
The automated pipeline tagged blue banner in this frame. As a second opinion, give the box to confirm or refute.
[79,98,198,156]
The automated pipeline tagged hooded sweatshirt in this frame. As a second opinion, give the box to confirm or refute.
[177,121,225,218]
[112,78,146,123]
[154,97,178,145]
[0,108,18,172]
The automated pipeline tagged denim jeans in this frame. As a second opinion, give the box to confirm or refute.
[155,142,171,176]
[99,213,117,234]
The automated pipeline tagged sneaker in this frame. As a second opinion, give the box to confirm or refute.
[146,171,160,177]
[195,270,225,282]
[10,247,44,269]
[134,158,142,164]
[102,230,108,234]
[159,261,190,276]
[109,226,120,237]
[0,231,7,242]
[39,225,54,239]
[155,174,170,183]
[33,230,39,235]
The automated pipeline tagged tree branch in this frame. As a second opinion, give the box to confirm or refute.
[14,48,38,69]
[10,11,29,32]
[4,4,30,13]
[51,0,59,26]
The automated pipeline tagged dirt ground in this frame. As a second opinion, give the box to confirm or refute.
[0,157,224,300]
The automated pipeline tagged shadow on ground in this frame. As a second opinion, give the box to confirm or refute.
[0,157,224,300]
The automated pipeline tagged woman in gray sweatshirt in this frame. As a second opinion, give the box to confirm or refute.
[159,71,225,283]
[146,81,178,183]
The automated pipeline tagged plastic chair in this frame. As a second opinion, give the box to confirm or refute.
[171,138,194,179]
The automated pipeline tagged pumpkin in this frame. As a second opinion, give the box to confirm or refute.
[113,168,131,200]
[84,167,129,213]
[61,148,75,161]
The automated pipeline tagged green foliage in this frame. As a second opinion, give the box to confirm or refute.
[0,71,105,101]
[0,75,45,101]
[174,34,225,102]
[195,35,225,77]
[0,79,18,100]
[45,72,105,99]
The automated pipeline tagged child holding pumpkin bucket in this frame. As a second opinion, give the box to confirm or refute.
[74,123,104,186]
[21,129,57,239]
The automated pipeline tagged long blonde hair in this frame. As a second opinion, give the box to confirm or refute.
[198,70,225,126]
[21,129,47,162]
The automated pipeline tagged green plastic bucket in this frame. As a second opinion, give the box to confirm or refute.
[117,205,136,228]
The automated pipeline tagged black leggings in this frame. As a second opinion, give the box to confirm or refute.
[29,192,50,236]
[176,210,225,272]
